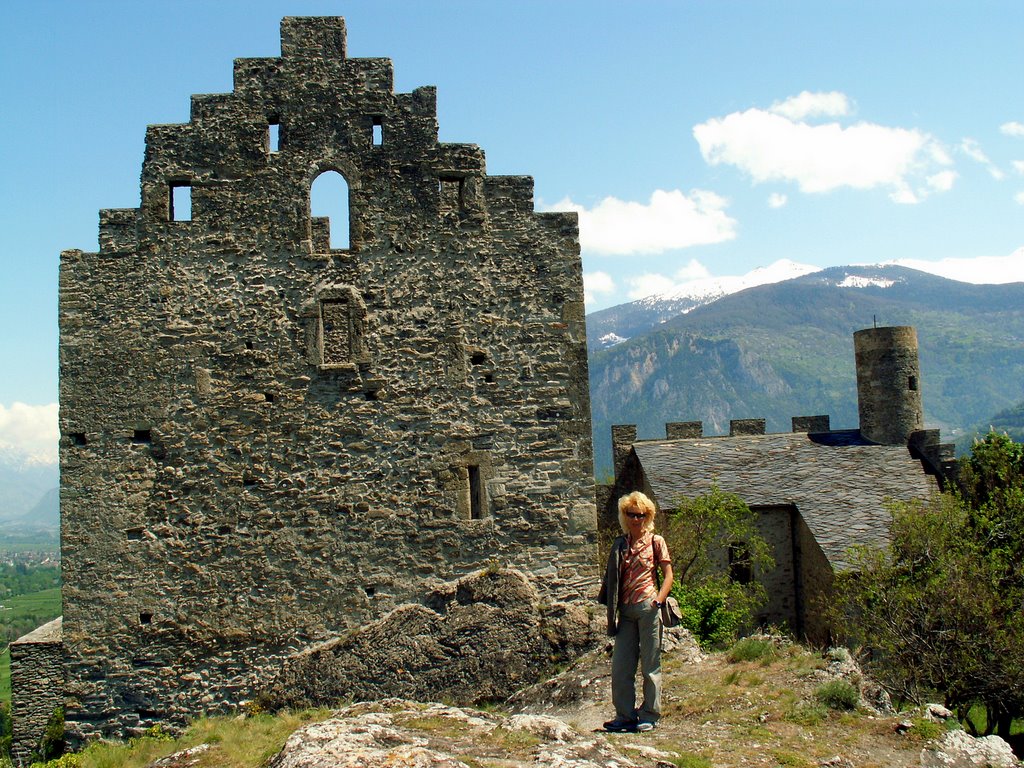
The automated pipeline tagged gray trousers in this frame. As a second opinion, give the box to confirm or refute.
[611,599,662,722]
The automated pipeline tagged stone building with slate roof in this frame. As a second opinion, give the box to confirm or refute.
[605,326,955,643]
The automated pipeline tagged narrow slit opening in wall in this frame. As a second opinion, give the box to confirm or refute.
[908,375,918,391]
[268,118,280,153]
[468,464,484,520]
[169,182,191,221]
[310,170,350,249]
[372,117,383,146]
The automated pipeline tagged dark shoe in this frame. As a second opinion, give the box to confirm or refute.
[603,716,638,732]
[635,720,655,732]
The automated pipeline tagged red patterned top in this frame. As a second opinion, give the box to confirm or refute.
[619,533,671,606]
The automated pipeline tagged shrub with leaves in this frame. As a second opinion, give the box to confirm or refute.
[832,432,1024,738]
[664,485,774,648]
[815,680,859,711]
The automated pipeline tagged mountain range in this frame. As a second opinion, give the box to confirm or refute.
[586,263,1024,476]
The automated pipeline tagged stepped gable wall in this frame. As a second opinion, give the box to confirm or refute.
[58,16,595,740]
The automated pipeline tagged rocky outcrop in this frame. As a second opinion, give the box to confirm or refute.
[265,700,664,768]
[257,568,602,711]
[920,729,1020,768]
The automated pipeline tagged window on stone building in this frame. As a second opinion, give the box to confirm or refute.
[438,176,463,212]
[169,182,192,221]
[728,543,753,585]
[321,297,354,364]
[468,465,485,520]
[310,170,350,249]
[268,118,280,153]
[908,375,918,391]
[372,117,383,146]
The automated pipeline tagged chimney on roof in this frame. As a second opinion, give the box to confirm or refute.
[854,326,924,445]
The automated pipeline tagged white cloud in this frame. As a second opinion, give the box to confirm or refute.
[627,273,679,301]
[767,192,788,208]
[693,93,954,204]
[770,90,851,121]
[1013,160,1024,175]
[0,402,59,466]
[926,170,957,191]
[583,270,616,304]
[1015,192,1024,206]
[960,138,1005,180]
[887,248,1024,284]
[549,189,738,256]
[1000,121,1024,137]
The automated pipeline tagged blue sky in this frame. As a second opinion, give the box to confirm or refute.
[2,0,1023,463]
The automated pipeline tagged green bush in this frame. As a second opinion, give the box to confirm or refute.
[673,579,754,649]
[815,680,859,711]
[29,706,65,764]
[663,486,774,649]
[727,637,778,663]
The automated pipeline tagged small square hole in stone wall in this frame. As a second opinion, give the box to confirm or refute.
[70,432,88,446]
[133,429,152,444]
[139,612,153,625]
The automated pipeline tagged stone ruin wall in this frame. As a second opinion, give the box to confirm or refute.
[9,618,64,763]
[59,17,596,740]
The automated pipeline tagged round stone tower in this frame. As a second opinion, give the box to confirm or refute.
[854,325,924,445]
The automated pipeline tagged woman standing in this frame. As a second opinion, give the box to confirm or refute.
[598,491,674,732]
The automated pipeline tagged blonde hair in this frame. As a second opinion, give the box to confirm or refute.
[617,491,656,534]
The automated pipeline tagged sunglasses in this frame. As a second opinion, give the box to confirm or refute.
[625,511,646,520]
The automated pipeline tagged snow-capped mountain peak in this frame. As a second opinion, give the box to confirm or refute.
[638,258,820,309]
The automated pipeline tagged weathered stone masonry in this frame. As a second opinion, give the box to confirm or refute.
[59,17,595,739]
[10,618,64,763]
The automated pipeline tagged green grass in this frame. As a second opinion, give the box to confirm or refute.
[0,647,9,702]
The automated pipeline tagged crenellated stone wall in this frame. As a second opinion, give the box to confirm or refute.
[58,16,595,740]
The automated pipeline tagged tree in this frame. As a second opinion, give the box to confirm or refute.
[833,432,1024,737]
[663,485,774,648]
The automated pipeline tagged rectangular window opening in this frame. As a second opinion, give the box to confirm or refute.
[139,612,153,626]
[70,432,88,446]
[321,298,352,364]
[438,176,463,212]
[170,183,192,221]
[133,429,152,444]
[468,464,484,520]
[268,119,280,153]
[372,117,383,146]
[908,375,918,391]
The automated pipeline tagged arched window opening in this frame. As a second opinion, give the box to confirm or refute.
[310,170,350,250]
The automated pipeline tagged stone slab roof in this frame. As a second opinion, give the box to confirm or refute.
[12,616,62,645]
[633,430,939,570]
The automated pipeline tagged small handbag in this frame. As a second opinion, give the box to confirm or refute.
[660,596,682,628]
